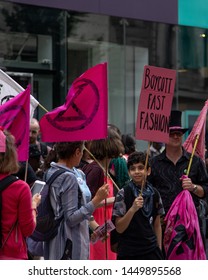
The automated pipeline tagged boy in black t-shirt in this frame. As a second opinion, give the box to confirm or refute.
[112,151,164,260]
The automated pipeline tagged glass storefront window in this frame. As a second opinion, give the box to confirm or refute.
[0,32,37,61]
[0,1,207,148]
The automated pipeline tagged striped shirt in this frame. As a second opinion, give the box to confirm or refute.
[44,162,95,260]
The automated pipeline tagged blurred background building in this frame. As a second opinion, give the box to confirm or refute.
[0,0,208,149]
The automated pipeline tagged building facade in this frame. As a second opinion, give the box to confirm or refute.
[0,0,208,148]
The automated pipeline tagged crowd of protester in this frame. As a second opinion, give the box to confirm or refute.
[0,111,208,260]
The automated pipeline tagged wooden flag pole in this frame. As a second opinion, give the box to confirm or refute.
[84,146,120,191]
[186,134,200,176]
[141,141,151,194]
[38,103,48,113]
[24,160,29,182]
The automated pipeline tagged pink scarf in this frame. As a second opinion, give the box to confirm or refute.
[164,190,206,260]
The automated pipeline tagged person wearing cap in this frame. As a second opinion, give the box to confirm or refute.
[148,110,208,259]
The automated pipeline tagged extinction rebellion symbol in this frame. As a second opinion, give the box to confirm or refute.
[46,78,100,131]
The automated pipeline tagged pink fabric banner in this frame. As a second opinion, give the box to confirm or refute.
[0,86,30,161]
[0,130,6,152]
[40,63,108,142]
[183,100,208,161]
[136,65,176,143]
[164,190,206,260]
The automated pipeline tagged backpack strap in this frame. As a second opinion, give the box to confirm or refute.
[46,169,66,186]
[0,175,19,248]
[0,221,17,249]
[45,168,82,210]
[0,175,19,192]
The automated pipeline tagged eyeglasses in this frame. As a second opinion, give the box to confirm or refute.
[169,131,183,137]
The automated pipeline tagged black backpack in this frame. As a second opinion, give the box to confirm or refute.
[31,169,82,242]
[0,175,19,248]
[30,169,66,242]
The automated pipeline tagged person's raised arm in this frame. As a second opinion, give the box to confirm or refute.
[115,196,143,233]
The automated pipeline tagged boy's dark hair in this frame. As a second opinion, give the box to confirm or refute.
[127,151,150,169]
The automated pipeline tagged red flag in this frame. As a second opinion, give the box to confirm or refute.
[40,63,108,142]
[0,86,30,161]
[183,100,208,161]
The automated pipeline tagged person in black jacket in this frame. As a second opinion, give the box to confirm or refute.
[29,118,51,178]
[148,110,208,257]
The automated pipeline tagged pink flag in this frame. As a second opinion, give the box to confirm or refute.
[0,129,6,152]
[0,86,30,161]
[164,190,206,260]
[183,100,208,161]
[40,63,108,142]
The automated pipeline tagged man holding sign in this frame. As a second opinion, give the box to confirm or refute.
[136,65,207,259]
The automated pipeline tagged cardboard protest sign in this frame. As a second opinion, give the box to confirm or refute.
[136,65,176,143]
